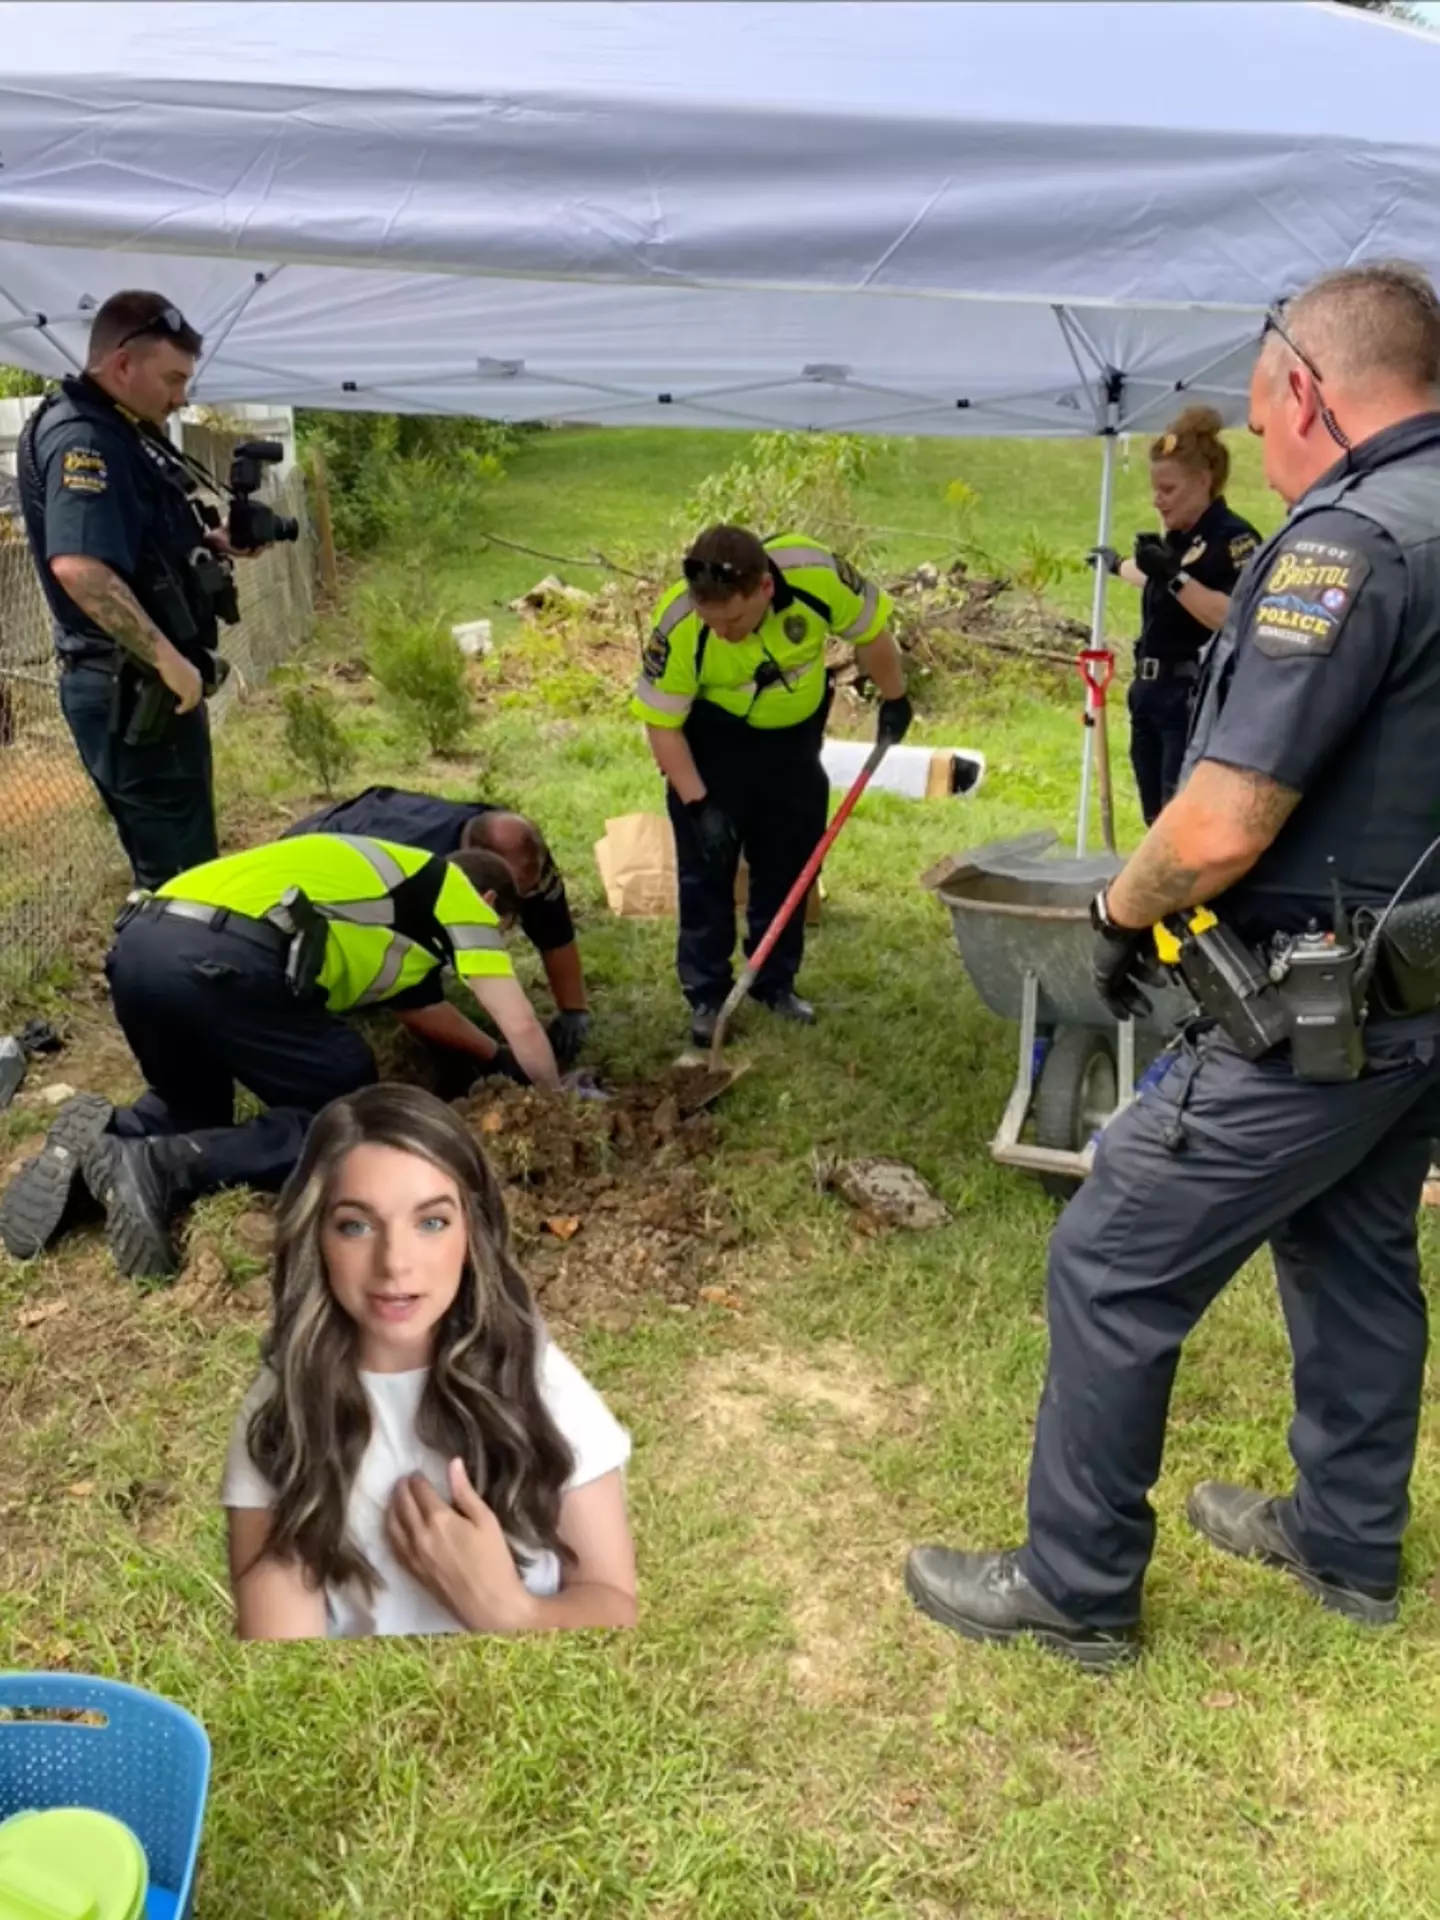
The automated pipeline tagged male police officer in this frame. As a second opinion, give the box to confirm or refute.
[0,835,560,1278]
[17,290,256,887]
[284,786,591,1068]
[906,262,1440,1667]
[634,524,911,1047]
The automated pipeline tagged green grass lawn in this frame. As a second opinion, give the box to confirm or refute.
[1,426,1436,1920]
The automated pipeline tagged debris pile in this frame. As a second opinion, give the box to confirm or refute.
[456,1072,742,1324]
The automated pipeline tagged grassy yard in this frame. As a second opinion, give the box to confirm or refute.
[0,426,1436,1920]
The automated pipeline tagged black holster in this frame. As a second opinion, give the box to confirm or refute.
[270,886,330,997]
[1367,894,1440,1018]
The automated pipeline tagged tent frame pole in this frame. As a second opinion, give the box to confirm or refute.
[1078,384,1121,854]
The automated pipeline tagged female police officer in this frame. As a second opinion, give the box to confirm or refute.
[1089,407,1262,824]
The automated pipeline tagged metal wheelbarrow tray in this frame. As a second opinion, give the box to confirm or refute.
[924,830,1192,1195]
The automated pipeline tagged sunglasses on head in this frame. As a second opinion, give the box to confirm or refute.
[1259,303,1351,451]
[114,304,192,352]
[682,555,747,595]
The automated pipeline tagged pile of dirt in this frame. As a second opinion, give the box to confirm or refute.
[455,1070,742,1326]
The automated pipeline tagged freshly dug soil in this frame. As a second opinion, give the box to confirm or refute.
[455,1071,741,1326]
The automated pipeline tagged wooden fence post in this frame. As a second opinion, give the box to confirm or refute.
[309,447,341,600]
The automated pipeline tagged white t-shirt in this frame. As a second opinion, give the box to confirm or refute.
[221,1340,631,1638]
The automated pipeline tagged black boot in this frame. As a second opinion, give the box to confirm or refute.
[754,989,816,1025]
[1187,1482,1399,1626]
[80,1135,181,1280]
[904,1546,1140,1671]
[688,1003,726,1050]
[0,1093,113,1259]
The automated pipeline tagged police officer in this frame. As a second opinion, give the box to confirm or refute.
[633,524,911,1047]
[1088,406,1262,824]
[17,290,254,888]
[284,785,591,1069]
[906,262,1440,1667]
[0,834,561,1278]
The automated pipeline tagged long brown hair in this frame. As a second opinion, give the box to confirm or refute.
[1150,404,1229,498]
[244,1083,575,1595]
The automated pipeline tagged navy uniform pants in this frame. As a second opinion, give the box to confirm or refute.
[105,909,376,1194]
[60,658,218,890]
[666,703,829,1010]
[1127,671,1195,827]
[1016,1019,1440,1627]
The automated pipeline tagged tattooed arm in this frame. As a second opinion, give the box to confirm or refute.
[49,556,203,712]
[1106,760,1301,929]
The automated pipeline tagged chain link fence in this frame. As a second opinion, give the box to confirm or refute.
[0,445,314,1005]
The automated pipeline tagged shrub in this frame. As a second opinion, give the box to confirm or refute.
[295,411,524,559]
[279,681,357,796]
[362,595,472,755]
[678,431,877,569]
[1012,528,1077,612]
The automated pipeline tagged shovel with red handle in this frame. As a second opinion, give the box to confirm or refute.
[707,738,891,1068]
[1076,647,1117,856]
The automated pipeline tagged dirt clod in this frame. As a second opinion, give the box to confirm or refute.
[456,1074,736,1326]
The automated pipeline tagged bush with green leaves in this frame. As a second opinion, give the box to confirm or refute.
[362,595,472,755]
[295,410,526,559]
[1012,528,1078,612]
[0,364,45,399]
[678,431,877,569]
[279,679,358,796]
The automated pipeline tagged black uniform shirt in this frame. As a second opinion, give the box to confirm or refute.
[1138,495,1262,665]
[286,786,577,954]
[1190,413,1440,936]
[18,376,196,660]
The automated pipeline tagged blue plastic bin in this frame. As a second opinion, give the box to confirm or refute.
[0,1674,209,1920]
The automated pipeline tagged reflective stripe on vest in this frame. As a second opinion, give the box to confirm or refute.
[277,834,503,1007]
[836,580,880,641]
[765,544,832,571]
[634,677,692,716]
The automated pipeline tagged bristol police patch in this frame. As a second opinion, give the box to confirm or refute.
[641,629,671,681]
[60,446,108,496]
[1229,532,1259,566]
[1250,538,1370,660]
[834,553,866,595]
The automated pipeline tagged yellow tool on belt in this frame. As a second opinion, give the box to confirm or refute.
[1151,906,1219,968]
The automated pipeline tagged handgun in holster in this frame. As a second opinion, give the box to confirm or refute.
[1152,907,1291,1059]
[270,886,329,997]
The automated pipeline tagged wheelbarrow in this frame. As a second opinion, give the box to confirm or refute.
[923,829,1192,1198]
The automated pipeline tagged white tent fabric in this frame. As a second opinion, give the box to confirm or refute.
[0,0,1437,434]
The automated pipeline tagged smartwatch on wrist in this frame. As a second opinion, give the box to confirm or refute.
[1169,569,1193,596]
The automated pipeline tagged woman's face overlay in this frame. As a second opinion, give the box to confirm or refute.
[320,1143,468,1371]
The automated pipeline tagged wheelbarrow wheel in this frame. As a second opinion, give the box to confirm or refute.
[1033,1027,1118,1202]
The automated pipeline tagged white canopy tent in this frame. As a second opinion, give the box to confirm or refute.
[1,1,1437,437]
[1,0,1438,846]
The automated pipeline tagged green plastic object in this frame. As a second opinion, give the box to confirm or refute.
[0,1809,148,1920]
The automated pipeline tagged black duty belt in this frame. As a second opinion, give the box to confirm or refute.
[122,894,291,958]
[1137,657,1200,682]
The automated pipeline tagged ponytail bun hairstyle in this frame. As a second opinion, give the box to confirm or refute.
[1149,405,1229,498]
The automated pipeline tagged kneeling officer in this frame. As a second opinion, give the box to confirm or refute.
[0,834,561,1278]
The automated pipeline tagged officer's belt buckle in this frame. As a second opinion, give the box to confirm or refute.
[1139,657,1161,681]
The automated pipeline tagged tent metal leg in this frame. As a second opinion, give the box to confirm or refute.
[1078,427,1118,854]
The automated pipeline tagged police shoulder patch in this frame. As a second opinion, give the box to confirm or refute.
[1229,532,1259,565]
[1249,536,1371,661]
[641,628,671,682]
[833,553,867,595]
[60,445,108,496]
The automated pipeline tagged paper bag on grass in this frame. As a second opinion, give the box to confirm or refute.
[594,812,823,924]
[736,860,823,927]
[594,813,678,918]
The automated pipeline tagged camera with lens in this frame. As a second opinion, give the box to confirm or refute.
[228,439,301,549]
